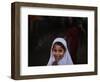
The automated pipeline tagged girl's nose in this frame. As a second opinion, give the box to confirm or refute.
[55,52,60,56]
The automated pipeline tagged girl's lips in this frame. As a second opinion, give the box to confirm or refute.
[54,56,63,61]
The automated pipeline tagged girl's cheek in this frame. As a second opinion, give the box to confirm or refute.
[59,52,64,57]
[52,51,55,55]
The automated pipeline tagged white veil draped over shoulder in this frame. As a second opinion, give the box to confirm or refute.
[47,38,73,65]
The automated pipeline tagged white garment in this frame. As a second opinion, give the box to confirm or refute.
[47,38,73,65]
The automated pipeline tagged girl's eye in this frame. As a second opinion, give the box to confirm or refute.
[53,49,57,52]
[59,50,62,52]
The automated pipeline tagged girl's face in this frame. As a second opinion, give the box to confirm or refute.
[52,44,65,61]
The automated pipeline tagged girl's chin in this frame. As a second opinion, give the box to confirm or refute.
[55,57,62,61]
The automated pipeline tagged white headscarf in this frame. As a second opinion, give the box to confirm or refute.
[47,38,73,65]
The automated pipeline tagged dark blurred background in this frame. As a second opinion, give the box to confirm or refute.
[28,15,88,66]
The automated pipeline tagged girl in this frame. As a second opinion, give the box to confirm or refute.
[47,38,73,65]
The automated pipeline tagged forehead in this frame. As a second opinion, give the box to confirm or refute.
[53,44,64,49]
